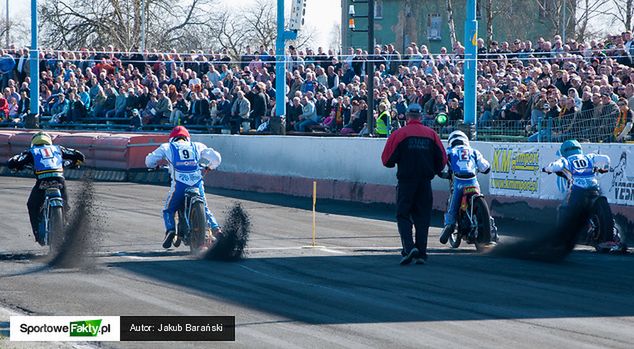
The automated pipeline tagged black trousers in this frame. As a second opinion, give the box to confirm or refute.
[396,180,433,259]
[27,178,68,238]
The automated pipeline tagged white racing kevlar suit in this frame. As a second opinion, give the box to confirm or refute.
[444,145,491,226]
[145,139,222,233]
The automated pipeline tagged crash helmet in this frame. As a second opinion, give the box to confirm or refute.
[560,139,583,157]
[169,126,191,142]
[31,131,53,146]
[447,130,469,148]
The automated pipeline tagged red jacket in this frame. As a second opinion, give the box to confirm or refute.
[381,119,447,181]
[0,97,9,118]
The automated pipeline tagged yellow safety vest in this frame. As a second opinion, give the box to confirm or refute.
[376,111,390,135]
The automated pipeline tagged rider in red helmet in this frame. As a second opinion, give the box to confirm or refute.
[146,126,223,248]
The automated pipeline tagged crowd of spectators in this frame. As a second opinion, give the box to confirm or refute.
[0,31,633,142]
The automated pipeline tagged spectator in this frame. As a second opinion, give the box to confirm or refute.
[447,98,463,122]
[49,93,69,123]
[67,91,88,122]
[295,95,318,131]
[250,83,268,129]
[232,90,251,132]
[142,93,159,124]
[614,98,633,142]
[7,97,18,120]
[106,86,128,118]
[286,96,303,132]
[192,92,210,125]
[17,90,29,119]
[170,93,189,125]
[155,90,173,123]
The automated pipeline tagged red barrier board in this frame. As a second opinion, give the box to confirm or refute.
[127,134,168,169]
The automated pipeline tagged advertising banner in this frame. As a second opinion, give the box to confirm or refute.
[488,142,634,206]
[489,143,546,198]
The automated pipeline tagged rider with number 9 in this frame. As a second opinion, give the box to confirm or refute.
[439,130,491,244]
[145,126,222,249]
[7,131,85,245]
[542,140,610,216]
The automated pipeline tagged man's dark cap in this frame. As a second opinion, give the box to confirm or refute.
[407,103,422,114]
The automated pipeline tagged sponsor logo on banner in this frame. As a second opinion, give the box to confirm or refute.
[489,145,540,197]
[608,151,634,204]
[10,316,120,341]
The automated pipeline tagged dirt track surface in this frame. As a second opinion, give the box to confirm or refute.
[1,177,633,349]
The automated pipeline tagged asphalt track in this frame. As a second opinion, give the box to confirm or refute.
[1,177,633,349]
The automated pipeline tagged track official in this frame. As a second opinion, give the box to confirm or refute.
[381,104,447,265]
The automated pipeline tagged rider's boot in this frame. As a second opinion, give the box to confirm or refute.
[162,230,176,249]
[173,235,182,248]
[439,224,455,244]
[34,231,45,246]
[210,226,223,244]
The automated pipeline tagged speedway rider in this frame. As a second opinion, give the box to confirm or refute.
[7,131,85,245]
[439,130,491,245]
[542,139,610,219]
[145,126,222,249]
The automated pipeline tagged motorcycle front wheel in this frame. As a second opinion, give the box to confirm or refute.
[592,199,615,253]
[449,220,462,248]
[189,201,208,254]
[48,206,65,254]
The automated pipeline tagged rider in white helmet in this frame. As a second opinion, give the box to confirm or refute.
[439,130,491,244]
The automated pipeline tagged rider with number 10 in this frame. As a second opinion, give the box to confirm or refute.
[543,140,625,252]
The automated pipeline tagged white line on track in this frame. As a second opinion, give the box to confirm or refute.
[248,246,401,251]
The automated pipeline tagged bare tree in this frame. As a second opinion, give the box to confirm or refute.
[483,0,514,44]
[39,0,216,51]
[446,0,457,47]
[576,0,610,41]
[212,9,250,58]
[210,0,316,57]
[612,0,634,31]
[0,17,30,47]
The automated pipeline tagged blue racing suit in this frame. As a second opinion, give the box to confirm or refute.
[145,139,222,233]
[444,145,491,226]
[543,153,610,206]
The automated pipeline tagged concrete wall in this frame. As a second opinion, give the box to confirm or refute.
[194,134,633,223]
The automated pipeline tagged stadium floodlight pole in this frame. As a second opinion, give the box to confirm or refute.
[463,0,478,129]
[367,0,374,136]
[140,0,146,51]
[273,0,297,135]
[28,0,39,128]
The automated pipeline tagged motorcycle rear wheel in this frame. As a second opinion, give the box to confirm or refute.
[473,196,492,252]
